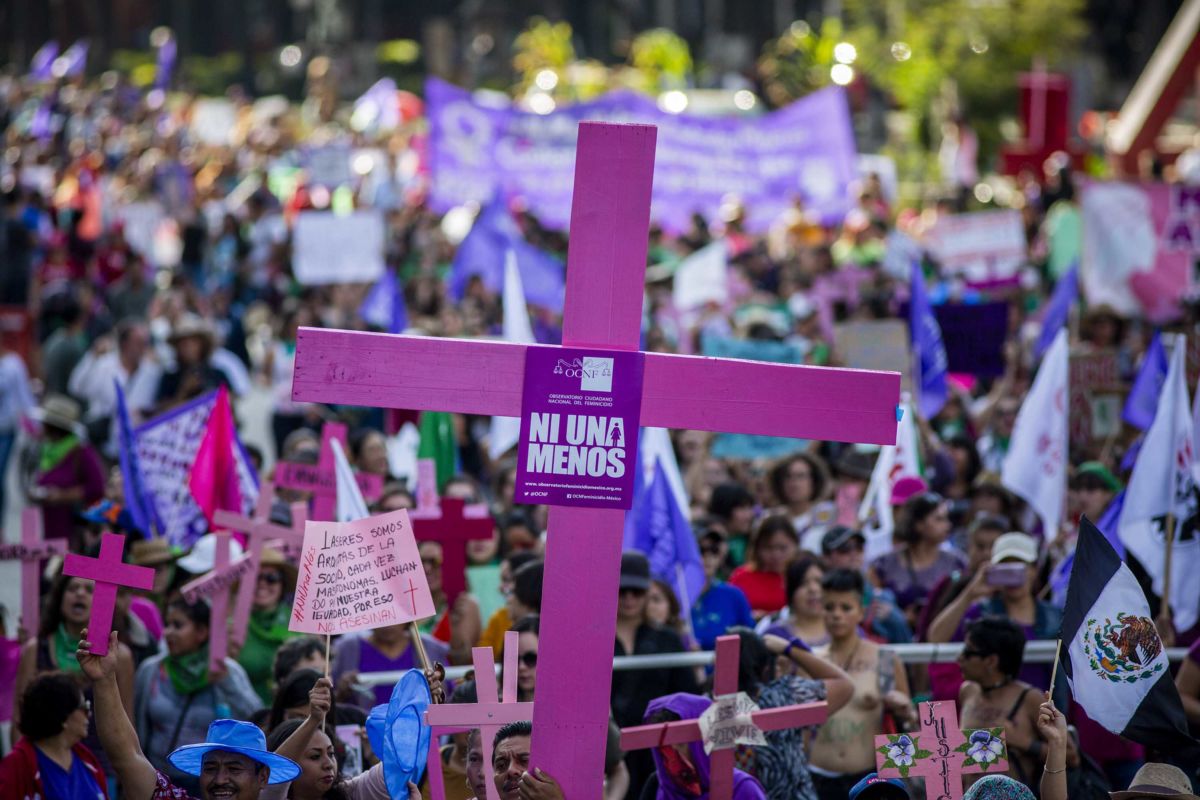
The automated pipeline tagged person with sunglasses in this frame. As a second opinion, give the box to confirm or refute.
[234,548,301,705]
[690,528,755,651]
[0,671,109,799]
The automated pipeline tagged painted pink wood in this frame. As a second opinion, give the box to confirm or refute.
[410,498,494,608]
[63,533,154,655]
[709,635,740,800]
[208,532,231,671]
[9,507,66,637]
[275,422,384,520]
[263,501,309,560]
[292,333,899,446]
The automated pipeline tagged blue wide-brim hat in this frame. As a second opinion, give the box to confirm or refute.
[168,719,300,785]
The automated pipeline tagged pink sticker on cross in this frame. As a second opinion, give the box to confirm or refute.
[874,700,1009,800]
[276,422,384,520]
[63,532,154,656]
[0,508,67,637]
[619,635,828,799]
[291,122,901,795]
[425,630,531,800]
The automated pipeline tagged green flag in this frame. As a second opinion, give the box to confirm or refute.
[418,411,459,492]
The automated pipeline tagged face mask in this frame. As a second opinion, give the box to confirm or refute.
[658,745,702,795]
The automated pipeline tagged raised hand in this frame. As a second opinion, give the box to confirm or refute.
[309,676,333,720]
[75,629,120,682]
[518,768,564,800]
[1035,693,1067,748]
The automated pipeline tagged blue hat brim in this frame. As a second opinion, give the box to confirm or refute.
[168,744,301,785]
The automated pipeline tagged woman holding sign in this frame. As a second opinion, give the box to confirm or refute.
[132,596,262,792]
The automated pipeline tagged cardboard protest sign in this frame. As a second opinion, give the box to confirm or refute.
[697,692,768,754]
[289,508,434,635]
[875,700,1008,799]
[925,210,1026,281]
[515,347,644,509]
[293,211,386,286]
[1069,349,1126,448]
[834,320,912,391]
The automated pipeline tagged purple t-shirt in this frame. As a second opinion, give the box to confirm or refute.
[871,548,967,614]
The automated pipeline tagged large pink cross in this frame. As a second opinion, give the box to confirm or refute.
[275,422,384,520]
[292,122,900,794]
[0,508,67,637]
[410,490,494,609]
[213,481,307,645]
[874,700,1009,800]
[425,630,531,800]
[63,532,155,656]
[619,635,828,799]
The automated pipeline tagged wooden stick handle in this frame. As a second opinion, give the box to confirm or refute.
[322,633,331,729]
[1162,514,1176,612]
[409,620,432,672]
[1048,638,1062,706]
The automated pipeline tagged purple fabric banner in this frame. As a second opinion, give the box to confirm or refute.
[934,301,1009,377]
[426,78,858,232]
[515,347,644,509]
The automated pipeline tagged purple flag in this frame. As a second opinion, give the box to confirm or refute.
[29,41,58,80]
[29,99,54,141]
[155,35,177,90]
[449,195,565,310]
[354,78,400,131]
[58,41,88,78]
[1050,491,1126,604]
[622,459,705,612]
[1035,264,1078,359]
[1123,333,1169,430]
[359,269,408,334]
[115,380,159,536]
[909,262,949,420]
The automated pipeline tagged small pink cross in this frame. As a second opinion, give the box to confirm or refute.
[619,635,828,800]
[0,508,67,637]
[425,630,532,800]
[212,481,306,645]
[63,532,154,656]
[275,422,384,521]
[874,700,1009,800]
[410,492,494,611]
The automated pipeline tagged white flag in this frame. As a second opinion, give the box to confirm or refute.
[331,438,370,523]
[860,395,921,561]
[639,426,690,511]
[1119,337,1200,631]
[489,249,535,460]
[1001,329,1069,540]
[672,240,728,311]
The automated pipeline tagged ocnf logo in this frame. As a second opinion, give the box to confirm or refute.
[580,357,614,392]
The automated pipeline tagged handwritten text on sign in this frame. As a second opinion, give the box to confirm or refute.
[289,508,435,635]
[698,692,768,754]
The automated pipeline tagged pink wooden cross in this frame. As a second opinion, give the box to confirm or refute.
[207,531,232,671]
[409,460,495,608]
[292,122,900,795]
[276,422,384,520]
[619,635,828,799]
[425,631,530,800]
[0,508,67,637]
[63,532,154,656]
[874,700,1009,800]
[213,481,307,645]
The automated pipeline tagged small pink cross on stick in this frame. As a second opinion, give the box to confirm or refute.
[276,422,384,521]
[874,700,1009,800]
[410,459,495,608]
[619,635,828,800]
[63,532,154,656]
[0,508,67,637]
[425,630,531,800]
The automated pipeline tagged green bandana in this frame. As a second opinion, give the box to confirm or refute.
[54,624,83,674]
[164,646,211,696]
[247,604,291,647]
[39,435,79,473]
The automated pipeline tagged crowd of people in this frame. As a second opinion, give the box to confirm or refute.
[1,58,1200,800]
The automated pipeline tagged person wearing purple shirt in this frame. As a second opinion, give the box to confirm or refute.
[330,624,448,709]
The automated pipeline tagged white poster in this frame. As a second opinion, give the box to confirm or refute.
[293,211,386,285]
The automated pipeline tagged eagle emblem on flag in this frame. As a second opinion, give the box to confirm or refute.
[1083,613,1165,683]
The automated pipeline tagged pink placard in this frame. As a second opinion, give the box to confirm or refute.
[289,509,434,635]
[515,347,644,509]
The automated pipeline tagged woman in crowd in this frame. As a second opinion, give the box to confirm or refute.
[133,596,261,790]
[268,668,365,730]
[0,672,108,799]
[477,550,539,658]
[768,453,835,552]
[236,547,300,704]
[350,427,392,480]
[27,394,105,549]
[808,570,915,799]
[331,622,449,709]
[642,693,766,799]
[647,578,696,650]
[758,556,828,652]
[730,515,799,618]
[690,527,755,650]
[416,539,482,665]
[513,614,540,703]
[871,491,966,628]
[273,636,330,688]
[730,627,854,800]
[707,482,758,565]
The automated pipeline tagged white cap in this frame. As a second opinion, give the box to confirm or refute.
[990,532,1038,565]
[177,533,245,574]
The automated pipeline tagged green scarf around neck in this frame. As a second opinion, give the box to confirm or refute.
[164,646,211,696]
[39,435,79,473]
[247,604,291,647]
[54,624,83,674]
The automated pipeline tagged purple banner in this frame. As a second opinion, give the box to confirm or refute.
[515,347,645,509]
[426,78,858,232]
[933,301,1009,377]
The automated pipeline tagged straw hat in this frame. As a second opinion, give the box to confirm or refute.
[31,394,85,435]
[1110,763,1200,799]
[130,537,176,567]
[258,546,298,594]
[167,313,216,346]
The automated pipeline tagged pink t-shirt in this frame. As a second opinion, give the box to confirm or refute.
[0,638,22,721]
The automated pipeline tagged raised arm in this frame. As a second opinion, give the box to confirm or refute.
[1036,694,1068,800]
[273,676,331,764]
[1175,655,1200,726]
[762,633,853,714]
[76,630,158,800]
[926,569,990,644]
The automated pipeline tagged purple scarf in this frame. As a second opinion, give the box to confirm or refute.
[645,693,765,800]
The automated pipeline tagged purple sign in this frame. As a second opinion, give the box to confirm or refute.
[426,78,858,233]
[515,347,645,509]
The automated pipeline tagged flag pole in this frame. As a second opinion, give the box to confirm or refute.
[1047,638,1062,706]
[1161,512,1176,625]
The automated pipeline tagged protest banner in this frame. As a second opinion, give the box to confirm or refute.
[426,78,858,232]
[189,98,238,146]
[935,302,1009,377]
[1069,349,1126,449]
[834,320,913,390]
[875,701,1008,799]
[1082,182,1193,323]
[133,389,259,548]
[293,211,386,286]
[289,508,434,636]
[303,144,354,188]
[925,210,1026,280]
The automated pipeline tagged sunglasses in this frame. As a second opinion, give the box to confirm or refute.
[519,651,537,669]
[619,587,646,597]
[258,573,282,585]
